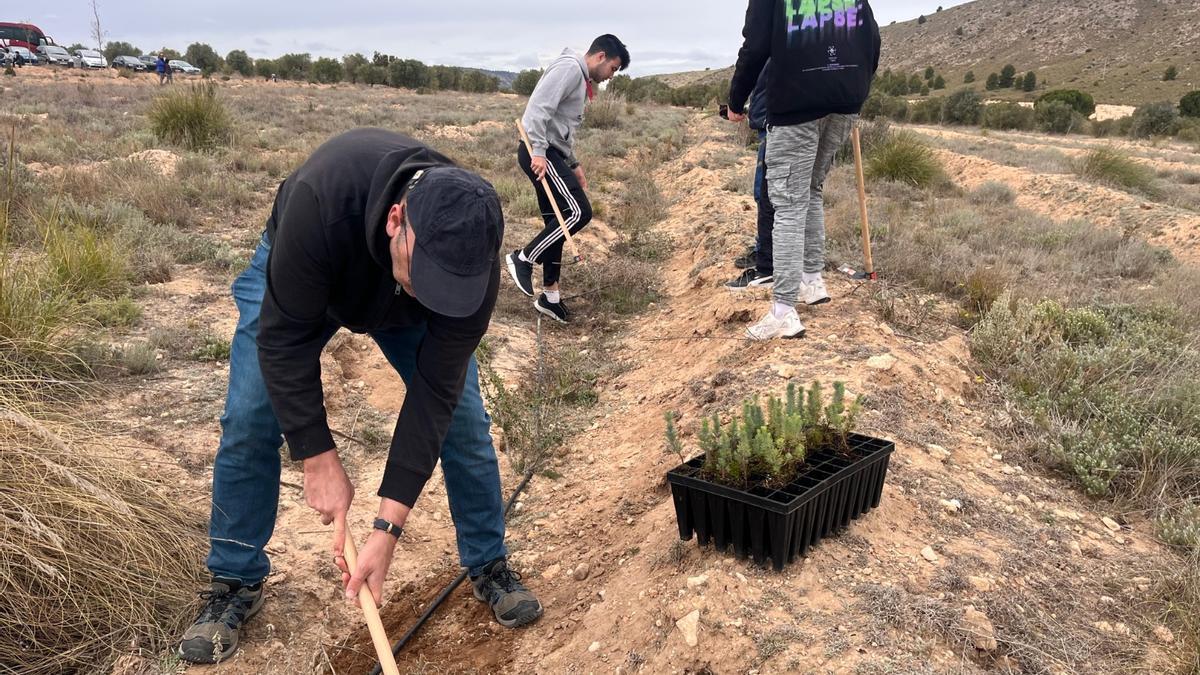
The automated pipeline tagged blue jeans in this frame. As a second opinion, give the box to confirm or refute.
[206,233,508,584]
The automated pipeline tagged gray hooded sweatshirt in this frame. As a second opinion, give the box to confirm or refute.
[522,48,589,168]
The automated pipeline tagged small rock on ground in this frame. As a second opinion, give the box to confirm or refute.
[676,610,701,647]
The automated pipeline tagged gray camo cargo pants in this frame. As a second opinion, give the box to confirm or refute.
[764,113,856,306]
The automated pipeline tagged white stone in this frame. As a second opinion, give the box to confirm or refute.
[926,444,952,462]
[866,354,898,371]
[921,546,939,563]
[588,641,601,653]
[686,574,709,590]
[1101,517,1121,532]
[940,499,962,513]
[676,610,701,647]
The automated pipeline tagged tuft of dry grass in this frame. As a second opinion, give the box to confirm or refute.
[148,82,233,152]
[1074,146,1160,197]
[0,403,205,675]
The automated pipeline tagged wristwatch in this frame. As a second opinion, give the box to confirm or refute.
[372,517,403,540]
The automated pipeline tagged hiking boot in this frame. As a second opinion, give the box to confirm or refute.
[724,268,774,290]
[800,278,831,306]
[534,293,569,323]
[505,250,535,297]
[746,308,806,341]
[471,558,543,628]
[734,245,758,269]
[178,579,264,664]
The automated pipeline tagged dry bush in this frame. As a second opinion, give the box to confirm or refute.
[0,405,205,674]
[584,93,624,130]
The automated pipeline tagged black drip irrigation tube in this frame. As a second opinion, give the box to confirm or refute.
[366,469,536,675]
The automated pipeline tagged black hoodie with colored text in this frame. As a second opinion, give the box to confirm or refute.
[729,0,881,126]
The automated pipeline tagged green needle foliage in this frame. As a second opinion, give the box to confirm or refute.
[672,380,864,489]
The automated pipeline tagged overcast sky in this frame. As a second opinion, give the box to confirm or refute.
[33,1,969,75]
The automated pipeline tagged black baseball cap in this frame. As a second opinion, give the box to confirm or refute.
[405,167,504,318]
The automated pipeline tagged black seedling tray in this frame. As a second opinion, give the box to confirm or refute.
[666,433,894,570]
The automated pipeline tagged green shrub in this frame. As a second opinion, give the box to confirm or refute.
[1035,100,1083,134]
[981,102,1035,130]
[1182,91,1200,119]
[861,92,908,121]
[971,295,1200,510]
[1089,115,1133,138]
[1176,117,1200,143]
[865,132,944,188]
[908,97,943,124]
[941,89,982,125]
[512,69,541,96]
[1035,89,1096,116]
[148,82,233,151]
[1129,101,1179,138]
[1074,146,1158,196]
[191,335,231,362]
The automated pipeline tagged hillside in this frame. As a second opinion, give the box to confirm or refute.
[651,0,1200,106]
[879,0,1200,105]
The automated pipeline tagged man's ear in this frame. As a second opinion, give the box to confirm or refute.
[385,202,405,238]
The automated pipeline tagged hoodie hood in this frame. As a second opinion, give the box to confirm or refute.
[363,145,457,269]
[561,48,589,82]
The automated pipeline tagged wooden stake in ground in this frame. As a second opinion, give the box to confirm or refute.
[515,119,584,264]
[844,125,878,281]
[343,535,401,675]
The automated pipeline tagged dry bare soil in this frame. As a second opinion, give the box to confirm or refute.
[6,67,1198,674]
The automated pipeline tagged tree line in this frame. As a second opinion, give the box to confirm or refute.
[96,41,501,92]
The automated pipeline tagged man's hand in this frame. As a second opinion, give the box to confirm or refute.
[338,530,397,607]
[530,156,548,181]
[573,165,588,191]
[727,110,747,122]
[304,450,354,559]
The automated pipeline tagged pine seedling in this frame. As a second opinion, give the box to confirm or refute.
[768,394,784,438]
[805,381,823,428]
[756,425,782,476]
[664,411,686,465]
[826,382,847,430]
[786,380,798,416]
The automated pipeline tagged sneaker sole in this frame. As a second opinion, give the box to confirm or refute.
[177,593,264,664]
[534,302,568,324]
[505,256,534,297]
[472,585,544,628]
[805,296,831,306]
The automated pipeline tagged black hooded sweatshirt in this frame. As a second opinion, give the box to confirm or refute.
[729,0,881,126]
[260,128,500,508]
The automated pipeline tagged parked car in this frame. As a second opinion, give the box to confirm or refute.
[36,44,71,66]
[138,55,158,71]
[6,46,38,65]
[111,55,146,71]
[168,59,200,74]
[71,49,107,69]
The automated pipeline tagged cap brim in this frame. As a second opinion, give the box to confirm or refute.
[409,243,491,319]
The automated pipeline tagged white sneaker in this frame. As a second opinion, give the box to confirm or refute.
[800,278,831,306]
[746,308,806,341]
